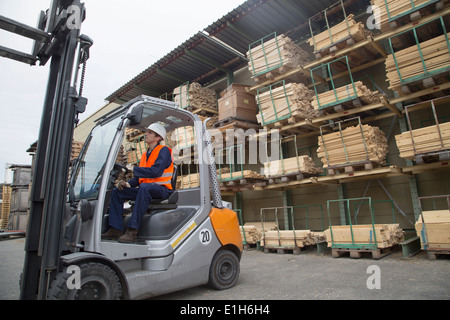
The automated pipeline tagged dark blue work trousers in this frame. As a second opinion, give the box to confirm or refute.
[108,183,170,231]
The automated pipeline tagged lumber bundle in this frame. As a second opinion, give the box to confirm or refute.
[241,221,278,244]
[415,210,450,249]
[177,172,200,189]
[256,82,317,125]
[311,81,382,110]
[173,82,217,111]
[71,141,84,161]
[395,122,450,159]
[1,185,11,229]
[126,139,147,164]
[371,0,449,33]
[307,14,371,52]
[219,169,266,181]
[324,224,405,248]
[263,155,323,177]
[247,34,310,78]
[317,124,389,168]
[385,33,450,92]
[260,230,326,248]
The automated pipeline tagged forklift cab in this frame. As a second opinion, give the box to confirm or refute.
[56,96,243,300]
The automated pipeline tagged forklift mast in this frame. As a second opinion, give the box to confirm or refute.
[0,0,91,299]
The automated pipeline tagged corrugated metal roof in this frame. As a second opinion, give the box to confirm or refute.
[106,0,371,104]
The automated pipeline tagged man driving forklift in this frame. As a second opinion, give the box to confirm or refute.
[101,123,174,243]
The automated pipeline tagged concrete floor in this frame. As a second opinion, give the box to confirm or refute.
[1,237,449,300]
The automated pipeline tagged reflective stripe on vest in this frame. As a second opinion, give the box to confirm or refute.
[138,145,174,190]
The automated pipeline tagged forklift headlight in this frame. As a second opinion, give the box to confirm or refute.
[77,199,94,222]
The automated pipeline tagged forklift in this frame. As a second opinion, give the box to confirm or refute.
[48,95,243,300]
[0,0,242,300]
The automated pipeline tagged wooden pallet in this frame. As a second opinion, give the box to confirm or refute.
[331,246,395,259]
[426,249,450,260]
[263,246,302,255]
[327,161,383,175]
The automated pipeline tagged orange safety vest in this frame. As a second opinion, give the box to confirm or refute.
[138,145,174,190]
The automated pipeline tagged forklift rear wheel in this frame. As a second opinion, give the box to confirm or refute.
[48,262,122,300]
[208,250,240,290]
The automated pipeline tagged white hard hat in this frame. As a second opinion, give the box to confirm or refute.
[147,123,166,140]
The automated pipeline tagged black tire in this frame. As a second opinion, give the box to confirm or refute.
[47,262,122,300]
[208,250,240,290]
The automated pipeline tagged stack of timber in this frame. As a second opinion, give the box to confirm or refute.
[71,141,84,161]
[311,81,382,110]
[126,139,147,164]
[218,84,258,123]
[241,221,278,244]
[125,128,144,141]
[260,230,326,248]
[415,209,450,250]
[395,122,450,159]
[371,0,449,33]
[1,185,11,229]
[385,33,450,93]
[166,115,218,150]
[317,124,389,169]
[256,82,317,126]
[247,34,310,81]
[177,172,200,189]
[324,224,405,248]
[263,155,323,177]
[307,14,372,53]
[219,169,266,185]
[173,82,217,113]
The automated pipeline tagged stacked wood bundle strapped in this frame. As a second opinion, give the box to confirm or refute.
[247,33,310,79]
[395,122,450,159]
[260,230,326,248]
[371,0,449,33]
[263,155,323,177]
[312,81,383,110]
[173,82,217,112]
[240,221,278,244]
[307,14,372,53]
[324,224,405,248]
[317,124,389,168]
[385,32,450,92]
[256,82,317,126]
[415,209,450,249]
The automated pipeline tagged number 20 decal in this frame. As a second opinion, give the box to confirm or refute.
[199,229,212,245]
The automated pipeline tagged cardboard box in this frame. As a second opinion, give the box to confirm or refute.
[218,84,258,123]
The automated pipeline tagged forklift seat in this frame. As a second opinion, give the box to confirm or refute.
[146,165,178,211]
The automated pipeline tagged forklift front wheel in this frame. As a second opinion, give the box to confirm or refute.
[208,249,240,290]
[48,262,123,300]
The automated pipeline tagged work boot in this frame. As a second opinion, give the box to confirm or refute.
[118,228,138,243]
[101,228,123,240]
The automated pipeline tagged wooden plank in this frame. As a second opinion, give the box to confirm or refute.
[324,224,405,248]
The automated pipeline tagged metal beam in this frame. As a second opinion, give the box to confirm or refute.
[0,45,38,65]
[0,15,50,42]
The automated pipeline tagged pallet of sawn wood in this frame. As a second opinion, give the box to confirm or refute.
[385,33,450,92]
[415,209,450,250]
[311,81,382,110]
[307,14,373,53]
[247,34,310,79]
[324,224,405,248]
[317,124,389,168]
[256,82,317,126]
[395,122,450,159]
